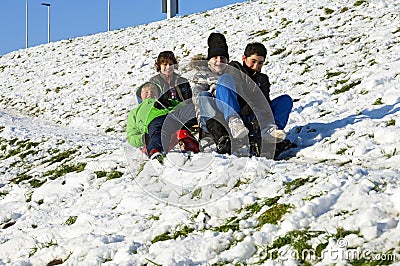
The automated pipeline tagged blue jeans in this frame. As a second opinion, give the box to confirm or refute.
[146,103,197,155]
[198,73,241,127]
[270,94,293,130]
[198,73,292,131]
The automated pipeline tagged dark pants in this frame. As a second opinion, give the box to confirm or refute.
[146,102,197,155]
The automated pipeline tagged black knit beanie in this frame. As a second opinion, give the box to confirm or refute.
[207,33,229,60]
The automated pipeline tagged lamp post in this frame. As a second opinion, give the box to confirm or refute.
[108,0,110,31]
[162,0,178,19]
[26,0,28,48]
[41,3,50,43]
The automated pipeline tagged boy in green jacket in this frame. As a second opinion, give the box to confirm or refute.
[126,82,199,159]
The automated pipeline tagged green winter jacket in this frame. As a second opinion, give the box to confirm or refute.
[126,98,167,147]
[126,82,184,148]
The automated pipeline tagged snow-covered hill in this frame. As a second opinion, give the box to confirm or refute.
[1,0,400,264]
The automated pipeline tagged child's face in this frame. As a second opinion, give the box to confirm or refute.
[208,56,228,73]
[160,61,174,76]
[141,86,159,100]
[242,54,265,72]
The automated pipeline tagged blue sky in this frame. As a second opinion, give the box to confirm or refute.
[0,0,247,56]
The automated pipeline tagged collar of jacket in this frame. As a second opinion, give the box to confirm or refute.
[242,62,257,77]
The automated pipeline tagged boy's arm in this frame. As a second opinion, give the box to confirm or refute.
[126,109,145,148]
[255,73,271,103]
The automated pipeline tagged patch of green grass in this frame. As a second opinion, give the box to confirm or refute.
[354,0,367,6]
[11,174,33,184]
[340,7,349,13]
[151,224,194,244]
[386,119,396,126]
[339,160,352,166]
[65,216,78,225]
[368,58,377,66]
[303,191,326,201]
[251,29,269,36]
[257,203,292,226]
[29,179,46,188]
[232,178,250,188]
[333,79,361,94]
[319,110,332,118]
[135,162,146,178]
[284,176,316,194]
[105,170,123,181]
[381,148,397,159]
[191,187,202,199]
[271,47,286,56]
[372,98,384,105]
[43,149,79,164]
[337,147,348,155]
[1,139,41,160]
[43,162,87,180]
[95,171,107,178]
[29,239,58,258]
[211,196,282,232]
[301,55,313,64]
[281,18,292,27]
[301,65,311,75]
[213,216,240,232]
[295,49,306,55]
[326,70,342,79]
[0,190,9,197]
[333,227,361,239]
[20,149,40,160]
[324,8,335,15]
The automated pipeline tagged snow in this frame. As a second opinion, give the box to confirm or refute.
[1,0,400,264]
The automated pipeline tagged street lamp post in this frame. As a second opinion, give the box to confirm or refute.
[26,0,28,48]
[108,0,110,31]
[162,0,178,19]
[41,3,50,43]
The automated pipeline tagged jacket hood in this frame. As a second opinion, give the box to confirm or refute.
[136,81,162,103]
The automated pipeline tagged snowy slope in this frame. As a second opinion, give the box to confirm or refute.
[1,0,400,264]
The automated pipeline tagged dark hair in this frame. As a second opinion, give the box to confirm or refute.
[155,51,178,72]
[244,42,267,58]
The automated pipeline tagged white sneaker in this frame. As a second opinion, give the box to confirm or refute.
[228,116,249,139]
[261,126,286,143]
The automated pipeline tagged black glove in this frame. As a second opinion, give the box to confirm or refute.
[153,91,172,109]
[177,82,192,99]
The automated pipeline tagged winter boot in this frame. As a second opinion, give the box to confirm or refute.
[176,129,200,153]
[206,118,231,154]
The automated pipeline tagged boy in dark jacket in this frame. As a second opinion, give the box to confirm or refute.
[230,42,292,130]
[230,42,293,157]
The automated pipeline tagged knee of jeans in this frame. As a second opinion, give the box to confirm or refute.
[274,94,293,108]
[283,94,293,108]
